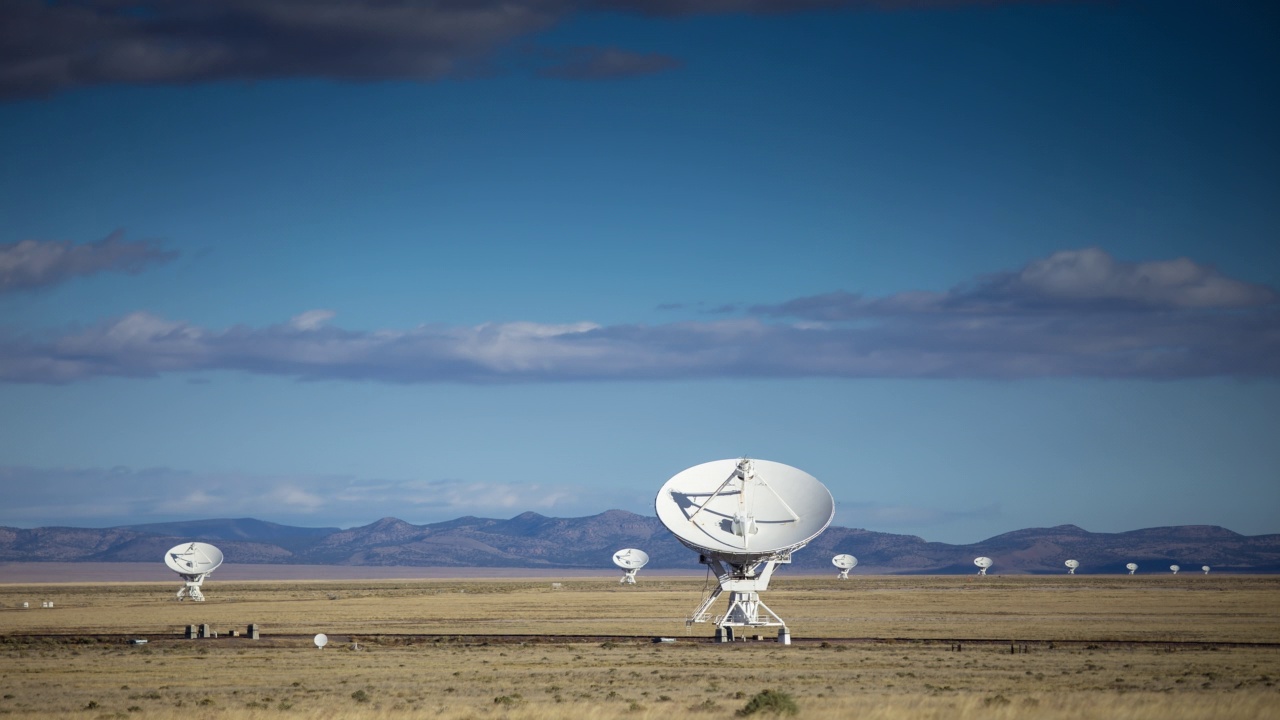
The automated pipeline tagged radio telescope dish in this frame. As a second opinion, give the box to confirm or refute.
[974,556,993,576]
[1065,559,1079,574]
[1126,562,1138,575]
[314,633,328,649]
[163,542,223,602]
[612,548,650,584]
[656,458,835,644]
[832,554,857,579]
[1202,565,1210,574]
[1170,564,1180,574]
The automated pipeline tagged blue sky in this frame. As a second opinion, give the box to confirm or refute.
[1,0,1277,543]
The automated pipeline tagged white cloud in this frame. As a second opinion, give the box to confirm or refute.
[0,466,620,528]
[1,248,1276,383]
[288,310,337,331]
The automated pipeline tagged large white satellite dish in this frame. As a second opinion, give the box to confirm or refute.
[1202,565,1211,574]
[612,548,650,584]
[1065,559,1079,575]
[656,458,834,644]
[163,542,223,602]
[974,556,993,576]
[1126,562,1138,575]
[314,633,328,649]
[832,554,857,580]
[1170,564,1180,575]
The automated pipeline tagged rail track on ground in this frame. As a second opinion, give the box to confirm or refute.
[4,631,1279,650]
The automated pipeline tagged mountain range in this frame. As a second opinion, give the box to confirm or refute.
[2,511,1278,574]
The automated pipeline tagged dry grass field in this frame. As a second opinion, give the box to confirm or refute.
[1,574,1277,719]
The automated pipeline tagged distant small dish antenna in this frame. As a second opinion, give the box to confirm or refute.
[1126,562,1138,575]
[164,542,223,602]
[314,633,328,649]
[974,556,993,576]
[656,458,834,644]
[1202,565,1210,574]
[612,548,650,584]
[1170,564,1180,574]
[1065,559,1079,574]
[832,554,857,579]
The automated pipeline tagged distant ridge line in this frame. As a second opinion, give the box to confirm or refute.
[1,512,1276,574]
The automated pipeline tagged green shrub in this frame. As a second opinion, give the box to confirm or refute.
[736,689,798,717]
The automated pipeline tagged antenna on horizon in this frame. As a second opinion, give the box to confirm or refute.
[1065,559,1079,575]
[612,548,649,584]
[832,554,857,580]
[163,542,223,602]
[974,556,993,576]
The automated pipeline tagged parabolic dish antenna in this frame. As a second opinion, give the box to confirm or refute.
[1126,562,1138,575]
[163,542,223,602]
[656,458,835,644]
[1065,559,1080,574]
[974,556,993,576]
[1170,564,1180,574]
[1202,565,1211,574]
[314,633,328,649]
[832,554,857,580]
[612,548,650,584]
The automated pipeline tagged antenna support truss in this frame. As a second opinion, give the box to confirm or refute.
[176,573,210,602]
[686,553,792,644]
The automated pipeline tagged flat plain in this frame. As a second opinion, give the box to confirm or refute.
[1,574,1277,719]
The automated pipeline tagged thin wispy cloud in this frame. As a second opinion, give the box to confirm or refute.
[837,500,1002,534]
[536,46,682,80]
[1,0,1084,100]
[0,231,176,293]
[753,248,1278,319]
[0,466,615,528]
[2,249,1276,383]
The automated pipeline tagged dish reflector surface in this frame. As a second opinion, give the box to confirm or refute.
[1126,562,1138,570]
[655,459,834,558]
[314,633,328,648]
[832,554,857,570]
[612,548,650,570]
[1065,559,1079,569]
[164,542,224,575]
[974,556,993,569]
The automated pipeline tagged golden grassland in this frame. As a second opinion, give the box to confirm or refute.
[1,574,1277,718]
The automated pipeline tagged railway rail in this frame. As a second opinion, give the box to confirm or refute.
[4,631,1279,650]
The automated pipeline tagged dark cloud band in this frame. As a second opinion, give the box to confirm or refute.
[0,231,177,293]
[0,0,1077,100]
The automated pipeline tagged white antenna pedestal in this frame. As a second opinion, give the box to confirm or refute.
[177,574,209,602]
[689,555,790,642]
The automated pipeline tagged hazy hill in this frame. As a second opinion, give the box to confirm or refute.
[1,513,1277,574]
